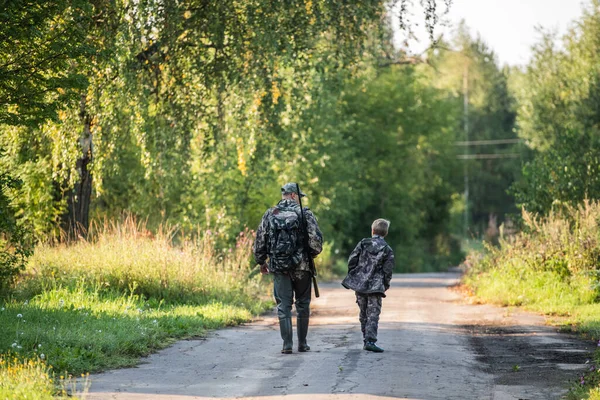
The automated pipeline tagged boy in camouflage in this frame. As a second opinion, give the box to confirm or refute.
[342,219,394,352]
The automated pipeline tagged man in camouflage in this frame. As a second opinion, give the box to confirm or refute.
[342,218,394,352]
[253,183,323,354]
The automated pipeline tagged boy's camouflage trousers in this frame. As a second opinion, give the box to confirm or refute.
[356,293,383,343]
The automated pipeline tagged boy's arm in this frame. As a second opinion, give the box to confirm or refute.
[253,210,271,265]
[383,247,395,290]
[347,241,362,272]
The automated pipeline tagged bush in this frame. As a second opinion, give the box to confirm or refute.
[464,201,600,312]
[16,219,267,308]
[0,174,32,295]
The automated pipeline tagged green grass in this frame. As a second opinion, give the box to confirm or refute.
[463,202,600,399]
[0,220,273,397]
[0,283,264,374]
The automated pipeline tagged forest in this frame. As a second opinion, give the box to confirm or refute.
[1,0,600,278]
[6,1,600,398]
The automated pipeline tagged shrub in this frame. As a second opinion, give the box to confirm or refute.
[465,201,600,311]
[0,174,32,295]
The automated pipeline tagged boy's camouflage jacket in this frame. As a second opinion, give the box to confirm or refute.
[341,236,394,296]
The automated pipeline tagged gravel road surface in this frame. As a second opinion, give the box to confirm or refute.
[89,273,594,400]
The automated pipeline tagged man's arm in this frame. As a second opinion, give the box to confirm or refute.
[253,210,271,266]
[347,241,362,272]
[304,209,323,257]
[383,247,395,290]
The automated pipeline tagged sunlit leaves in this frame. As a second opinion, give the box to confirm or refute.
[514,1,600,213]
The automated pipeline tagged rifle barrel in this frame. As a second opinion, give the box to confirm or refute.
[296,184,320,298]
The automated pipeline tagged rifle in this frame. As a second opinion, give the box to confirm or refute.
[296,183,320,298]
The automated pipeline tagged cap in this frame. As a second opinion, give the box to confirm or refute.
[281,182,306,197]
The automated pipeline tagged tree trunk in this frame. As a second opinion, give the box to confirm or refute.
[65,94,93,239]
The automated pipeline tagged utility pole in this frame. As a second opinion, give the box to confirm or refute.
[463,64,469,238]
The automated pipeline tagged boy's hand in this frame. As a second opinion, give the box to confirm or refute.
[260,263,269,275]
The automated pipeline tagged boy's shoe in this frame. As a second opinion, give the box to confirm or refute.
[364,341,384,353]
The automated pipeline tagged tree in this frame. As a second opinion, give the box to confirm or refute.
[513,0,600,213]
[0,0,457,265]
[0,1,93,127]
[427,24,522,238]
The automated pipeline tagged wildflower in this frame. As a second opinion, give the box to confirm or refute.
[23,300,28,305]
[38,344,42,348]
[97,330,102,333]
[11,343,17,348]
[17,345,22,349]
[152,319,158,324]
[1,307,5,311]
[16,314,22,318]
[40,354,45,360]
[59,299,65,307]
[580,375,585,385]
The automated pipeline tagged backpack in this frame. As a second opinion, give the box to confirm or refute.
[268,203,304,272]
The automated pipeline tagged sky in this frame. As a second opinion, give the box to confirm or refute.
[394,0,587,66]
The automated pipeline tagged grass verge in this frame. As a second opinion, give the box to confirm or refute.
[1,220,273,397]
[463,202,600,399]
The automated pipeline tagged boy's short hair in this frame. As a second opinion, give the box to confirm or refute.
[371,219,390,236]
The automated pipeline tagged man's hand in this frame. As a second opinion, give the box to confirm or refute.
[260,263,269,275]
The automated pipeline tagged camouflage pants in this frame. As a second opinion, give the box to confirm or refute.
[356,293,383,343]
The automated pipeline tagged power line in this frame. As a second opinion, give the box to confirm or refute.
[455,138,522,146]
[457,153,520,160]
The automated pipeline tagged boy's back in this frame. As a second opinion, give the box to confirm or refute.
[341,236,394,296]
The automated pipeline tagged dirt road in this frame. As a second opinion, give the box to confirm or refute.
[89,273,594,400]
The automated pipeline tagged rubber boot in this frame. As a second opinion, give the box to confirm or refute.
[279,318,293,354]
[297,317,310,352]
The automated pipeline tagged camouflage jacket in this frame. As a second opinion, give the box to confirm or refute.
[253,199,323,275]
[341,236,394,296]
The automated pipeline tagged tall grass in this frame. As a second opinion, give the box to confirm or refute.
[19,218,266,306]
[465,201,600,316]
[0,219,272,397]
[463,201,600,399]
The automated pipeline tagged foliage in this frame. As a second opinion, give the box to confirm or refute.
[428,24,523,237]
[466,201,600,400]
[17,219,267,306]
[0,172,32,294]
[0,219,271,377]
[0,0,468,272]
[464,201,600,314]
[513,129,600,214]
[323,65,464,270]
[0,0,94,127]
[513,0,600,213]
[0,354,55,400]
